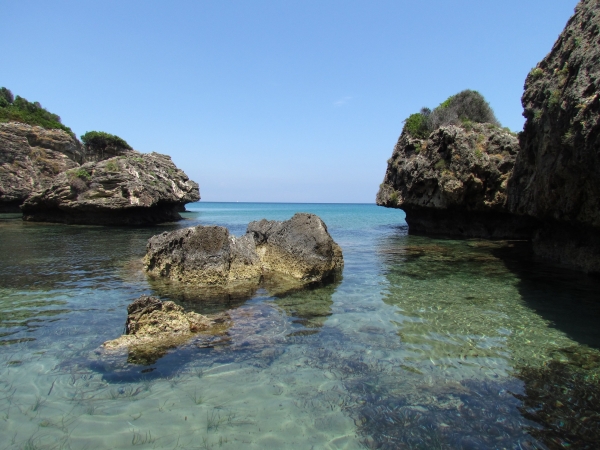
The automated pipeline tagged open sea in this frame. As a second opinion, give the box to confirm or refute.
[1,202,599,449]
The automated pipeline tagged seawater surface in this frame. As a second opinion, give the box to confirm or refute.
[1,203,599,449]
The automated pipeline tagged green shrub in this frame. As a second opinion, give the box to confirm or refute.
[81,131,132,155]
[105,160,119,172]
[548,89,561,109]
[428,90,500,130]
[0,87,14,104]
[402,90,500,138]
[389,191,399,205]
[0,88,73,134]
[402,109,430,138]
[558,63,569,86]
[529,68,544,80]
[434,159,447,170]
[71,168,91,181]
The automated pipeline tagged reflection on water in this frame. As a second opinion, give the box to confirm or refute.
[0,203,599,449]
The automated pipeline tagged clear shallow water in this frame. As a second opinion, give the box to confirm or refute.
[0,203,599,449]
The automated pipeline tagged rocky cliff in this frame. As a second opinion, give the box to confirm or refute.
[376,124,537,238]
[508,0,600,272]
[377,1,600,273]
[0,122,83,211]
[21,151,200,225]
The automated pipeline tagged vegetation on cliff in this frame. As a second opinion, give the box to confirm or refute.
[80,131,132,156]
[402,90,501,138]
[0,87,73,135]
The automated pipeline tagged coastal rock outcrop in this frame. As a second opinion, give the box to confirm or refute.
[507,0,600,272]
[376,124,537,238]
[21,151,200,225]
[0,122,83,211]
[144,213,343,291]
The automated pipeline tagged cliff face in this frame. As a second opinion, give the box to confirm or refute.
[377,0,600,273]
[376,124,537,238]
[21,152,200,225]
[0,123,82,212]
[508,0,600,272]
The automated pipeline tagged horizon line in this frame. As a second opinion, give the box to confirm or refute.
[189,201,379,205]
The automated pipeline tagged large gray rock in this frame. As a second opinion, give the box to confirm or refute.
[0,122,82,211]
[507,0,600,272]
[247,213,344,282]
[144,225,261,285]
[144,213,343,292]
[21,151,200,225]
[376,123,537,238]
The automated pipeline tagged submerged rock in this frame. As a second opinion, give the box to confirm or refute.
[21,151,200,225]
[144,213,343,293]
[0,122,82,211]
[376,124,537,238]
[507,0,600,272]
[102,295,228,364]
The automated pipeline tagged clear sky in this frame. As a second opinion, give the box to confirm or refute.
[2,1,577,203]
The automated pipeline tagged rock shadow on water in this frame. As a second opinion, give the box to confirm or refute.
[377,228,600,448]
[492,242,600,351]
[270,274,340,333]
[490,244,600,448]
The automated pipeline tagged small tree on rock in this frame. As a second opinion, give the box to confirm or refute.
[402,90,500,138]
[81,131,132,160]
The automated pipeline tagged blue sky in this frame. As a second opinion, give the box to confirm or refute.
[2,1,577,203]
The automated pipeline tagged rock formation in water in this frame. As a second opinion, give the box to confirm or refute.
[0,119,199,222]
[0,122,83,212]
[102,295,229,362]
[144,213,343,290]
[377,1,600,272]
[21,151,200,225]
[376,123,537,238]
[507,0,600,272]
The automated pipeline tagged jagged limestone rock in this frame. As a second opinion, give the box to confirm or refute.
[144,213,343,293]
[0,122,82,211]
[144,225,262,285]
[377,124,536,238]
[247,213,344,282]
[21,151,200,225]
[102,295,229,363]
[508,0,600,272]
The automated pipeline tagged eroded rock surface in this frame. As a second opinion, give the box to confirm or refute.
[0,122,82,211]
[508,0,600,272]
[144,213,343,292]
[247,213,344,282]
[21,151,200,225]
[102,295,229,364]
[377,124,537,238]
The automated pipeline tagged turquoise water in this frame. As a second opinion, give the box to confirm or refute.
[0,202,599,449]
